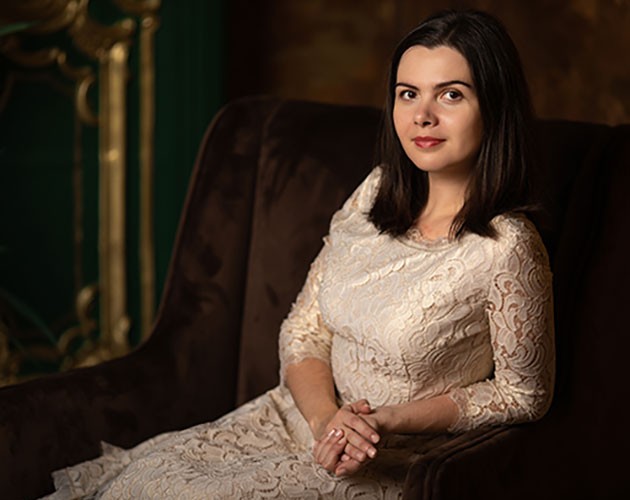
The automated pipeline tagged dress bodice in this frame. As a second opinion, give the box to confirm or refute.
[279,167,555,432]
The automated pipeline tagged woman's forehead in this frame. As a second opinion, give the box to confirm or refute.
[396,45,472,84]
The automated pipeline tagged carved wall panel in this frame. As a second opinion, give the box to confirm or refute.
[0,0,160,385]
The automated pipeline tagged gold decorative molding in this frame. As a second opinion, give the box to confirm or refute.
[27,1,79,34]
[138,13,159,340]
[114,0,161,16]
[0,38,97,125]
[116,0,161,340]
[99,38,131,356]
[0,0,160,381]
[57,284,98,362]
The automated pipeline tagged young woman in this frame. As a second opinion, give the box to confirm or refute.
[46,9,554,499]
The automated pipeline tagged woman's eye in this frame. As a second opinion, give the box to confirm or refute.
[442,90,463,102]
[398,89,416,100]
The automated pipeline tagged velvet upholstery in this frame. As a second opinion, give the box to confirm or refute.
[0,96,628,499]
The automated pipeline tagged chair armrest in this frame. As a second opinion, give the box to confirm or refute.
[0,350,152,497]
[402,424,561,500]
[0,336,238,499]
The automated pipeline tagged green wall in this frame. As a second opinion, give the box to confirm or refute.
[0,0,225,378]
[153,0,225,310]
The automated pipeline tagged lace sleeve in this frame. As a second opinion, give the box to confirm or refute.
[278,167,382,383]
[447,222,555,432]
[278,241,332,383]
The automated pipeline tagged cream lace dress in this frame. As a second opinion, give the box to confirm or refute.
[46,167,555,499]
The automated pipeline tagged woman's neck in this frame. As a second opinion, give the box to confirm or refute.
[415,172,470,240]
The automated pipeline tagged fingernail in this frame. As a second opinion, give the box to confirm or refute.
[367,448,376,458]
[334,429,343,437]
[328,429,336,437]
[371,434,380,443]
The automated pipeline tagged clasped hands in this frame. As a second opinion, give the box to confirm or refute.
[312,399,387,477]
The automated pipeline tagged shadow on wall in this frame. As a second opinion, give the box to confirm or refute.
[227,0,629,125]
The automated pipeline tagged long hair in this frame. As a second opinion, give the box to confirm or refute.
[368,10,534,238]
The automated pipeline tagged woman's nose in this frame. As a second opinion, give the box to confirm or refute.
[413,102,435,126]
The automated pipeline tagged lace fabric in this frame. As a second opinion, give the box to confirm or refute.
[279,167,554,432]
[44,167,554,499]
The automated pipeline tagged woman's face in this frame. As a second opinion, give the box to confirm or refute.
[393,45,483,178]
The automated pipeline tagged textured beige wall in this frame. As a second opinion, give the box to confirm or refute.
[227,0,629,125]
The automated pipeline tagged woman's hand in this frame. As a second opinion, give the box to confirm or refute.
[313,427,348,473]
[334,405,394,476]
[312,399,379,474]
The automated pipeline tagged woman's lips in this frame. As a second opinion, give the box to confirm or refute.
[413,136,445,148]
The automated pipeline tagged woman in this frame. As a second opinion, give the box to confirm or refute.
[46,9,554,499]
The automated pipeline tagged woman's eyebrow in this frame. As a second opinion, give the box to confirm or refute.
[434,79,473,90]
[395,82,418,90]
[395,80,473,90]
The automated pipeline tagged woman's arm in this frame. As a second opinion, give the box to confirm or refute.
[369,222,554,436]
[278,241,379,471]
[279,168,386,473]
[366,394,459,434]
[334,395,458,476]
[446,223,555,432]
[284,358,338,439]
[285,359,380,468]
[336,220,554,475]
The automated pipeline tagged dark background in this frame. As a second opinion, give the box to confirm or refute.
[0,0,627,380]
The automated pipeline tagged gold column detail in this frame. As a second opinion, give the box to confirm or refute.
[116,0,161,340]
[0,0,161,381]
[0,0,138,367]
[66,1,137,357]
[138,14,158,340]
[99,40,131,356]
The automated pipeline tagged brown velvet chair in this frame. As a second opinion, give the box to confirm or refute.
[1,96,629,499]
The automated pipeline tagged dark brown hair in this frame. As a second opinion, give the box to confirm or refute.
[369,9,534,238]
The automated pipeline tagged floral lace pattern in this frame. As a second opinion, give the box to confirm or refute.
[279,167,554,432]
[45,167,554,499]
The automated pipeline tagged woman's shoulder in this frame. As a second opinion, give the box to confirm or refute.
[489,212,551,266]
[327,167,383,238]
[491,212,541,240]
[330,166,382,227]
[341,166,382,213]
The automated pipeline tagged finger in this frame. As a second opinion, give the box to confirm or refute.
[342,439,377,463]
[321,435,347,471]
[316,429,346,471]
[348,399,371,414]
[313,428,338,463]
[342,413,380,445]
[338,428,378,462]
[313,429,336,463]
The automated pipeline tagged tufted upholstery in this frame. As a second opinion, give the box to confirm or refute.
[0,96,628,499]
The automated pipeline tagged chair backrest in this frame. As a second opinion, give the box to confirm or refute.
[233,99,382,403]
[152,96,629,422]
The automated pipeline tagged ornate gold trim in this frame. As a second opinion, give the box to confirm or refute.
[27,0,80,34]
[99,40,131,356]
[117,0,161,340]
[69,2,136,61]
[57,284,98,356]
[138,14,159,339]
[0,0,161,383]
[0,0,145,378]
[0,40,99,126]
[113,0,161,16]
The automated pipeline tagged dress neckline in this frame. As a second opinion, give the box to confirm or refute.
[402,227,458,250]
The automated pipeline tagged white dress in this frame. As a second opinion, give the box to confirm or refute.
[46,167,555,499]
